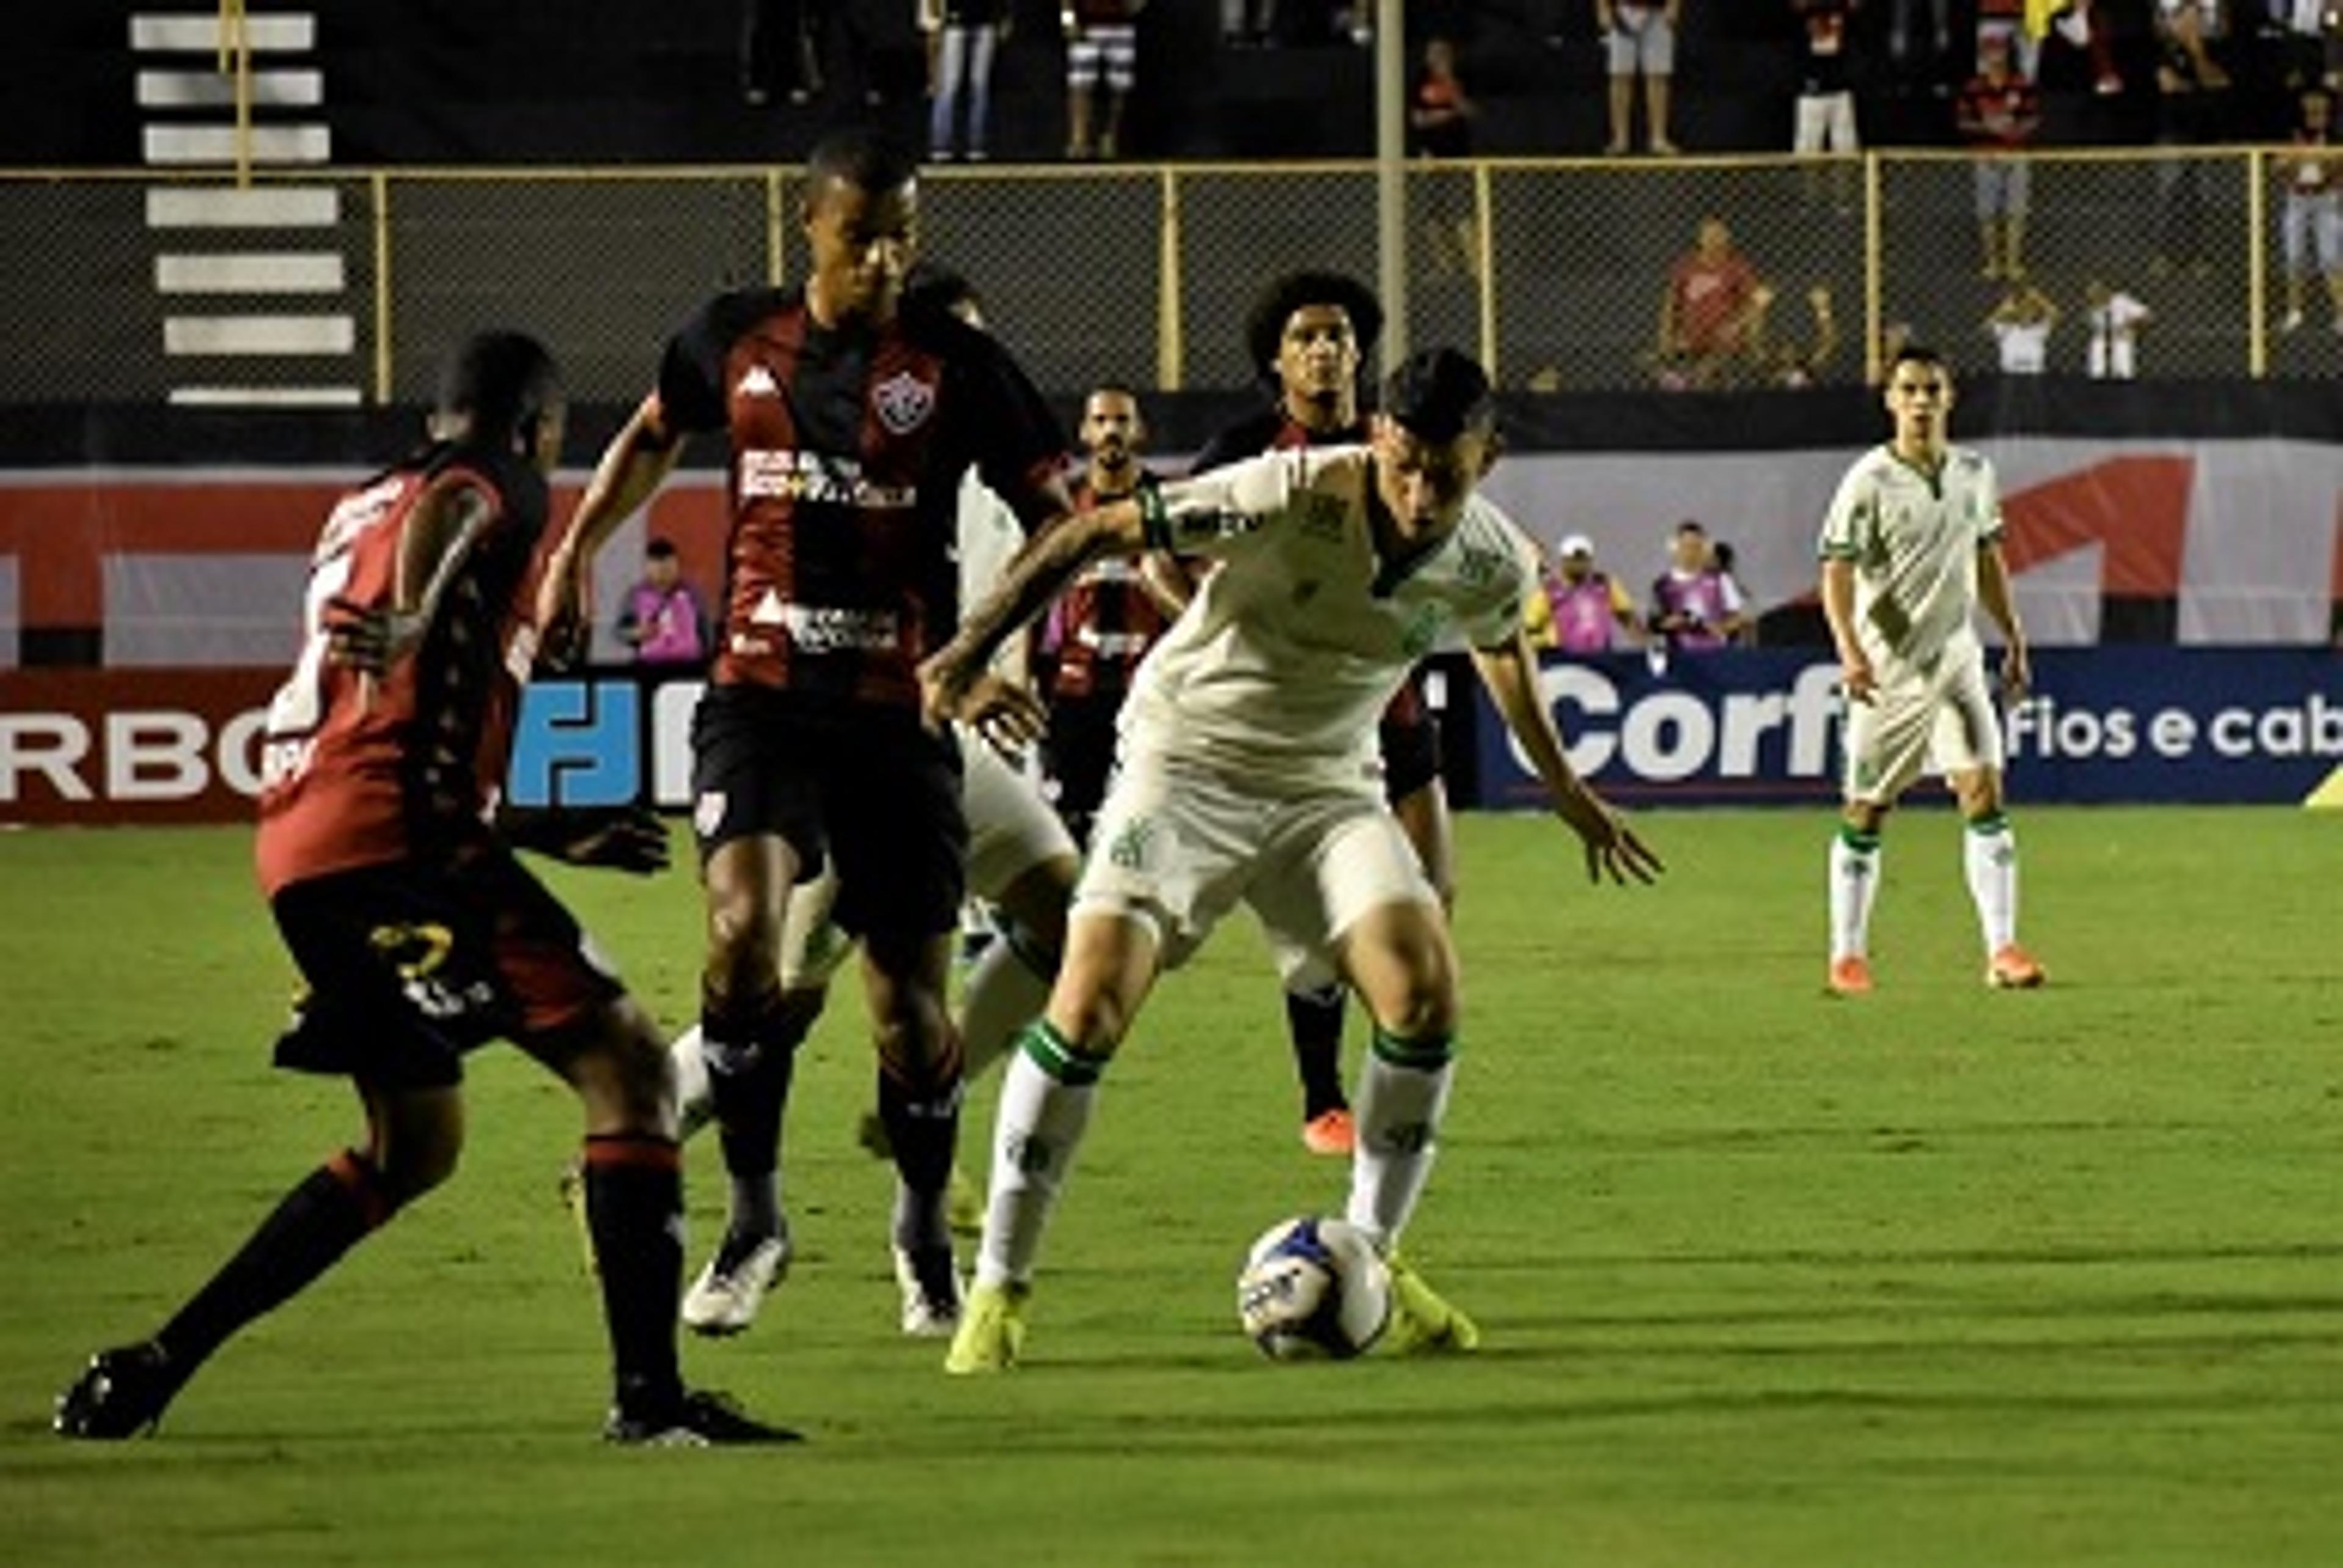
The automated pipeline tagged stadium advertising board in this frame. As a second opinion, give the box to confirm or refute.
[1472,649,2343,808]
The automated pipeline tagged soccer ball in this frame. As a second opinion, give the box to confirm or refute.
[1235,1215,1392,1361]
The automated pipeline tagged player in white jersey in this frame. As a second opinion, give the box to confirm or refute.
[1818,343,2046,996]
[666,264,1082,1338]
[919,349,1663,1373]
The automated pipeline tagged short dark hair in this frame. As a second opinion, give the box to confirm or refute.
[1888,343,1949,377]
[437,329,560,450]
[1245,270,1384,384]
[1379,347,1493,444]
[805,126,920,204]
[645,537,679,561]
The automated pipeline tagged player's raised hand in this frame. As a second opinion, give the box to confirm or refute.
[323,597,423,676]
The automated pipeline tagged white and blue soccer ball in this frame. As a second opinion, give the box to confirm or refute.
[1236,1216,1392,1361]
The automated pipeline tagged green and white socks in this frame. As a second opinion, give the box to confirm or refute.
[973,1021,1103,1291]
[1827,824,1882,963]
[1963,813,2020,954]
[1827,816,2023,965]
[1345,1028,1456,1250]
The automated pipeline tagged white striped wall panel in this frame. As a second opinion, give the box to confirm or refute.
[131,13,317,52]
[163,314,356,355]
[144,124,331,165]
[155,253,345,293]
[145,185,340,228]
[137,68,323,108]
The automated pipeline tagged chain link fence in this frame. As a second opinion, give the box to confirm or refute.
[1,150,2336,406]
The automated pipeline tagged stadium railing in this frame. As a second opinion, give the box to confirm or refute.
[0,148,2334,406]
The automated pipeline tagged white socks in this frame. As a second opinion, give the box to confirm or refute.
[1964,815,2020,954]
[1345,1033,1456,1250]
[1828,827,1882,962]
[974,1024,1101,1290]
[668,1026,714,1141]
[959,923,1058,1085]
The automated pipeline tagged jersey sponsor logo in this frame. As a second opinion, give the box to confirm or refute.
[744,591,901,653]
[739,448,918,509]
[736,364,781,399]
[871,370,935,435]
[1456,542,1510,587]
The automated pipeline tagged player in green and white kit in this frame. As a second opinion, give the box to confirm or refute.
[920,349,1663,1372]
[1819,344,2046,996]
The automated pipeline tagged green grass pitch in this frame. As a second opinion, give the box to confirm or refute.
[2,807,2339,1566]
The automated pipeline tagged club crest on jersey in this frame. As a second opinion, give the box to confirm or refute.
[872,371,935,434]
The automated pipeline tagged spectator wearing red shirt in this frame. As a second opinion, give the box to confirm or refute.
[1655,217,1773,389]
[1957,29,2042,279]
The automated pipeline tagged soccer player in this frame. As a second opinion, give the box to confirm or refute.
[1192,269,1450,1159]
[1039,384,1187,849]
[923,348,1665,1373]
[1819,344,2046,996]
[543,129,1076,1339]
[54,333,793,1445]
[661,263,1082,1337]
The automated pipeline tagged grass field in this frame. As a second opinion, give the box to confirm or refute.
[2,806,2339,1566]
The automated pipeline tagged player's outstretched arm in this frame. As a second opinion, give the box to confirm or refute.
[539,392,687,657]
[921,497,1143,729]
[1470,628,1663,886]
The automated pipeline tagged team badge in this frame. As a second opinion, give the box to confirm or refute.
[872,371,935,434]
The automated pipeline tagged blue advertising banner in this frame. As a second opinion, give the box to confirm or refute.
[1471,649,2343,808]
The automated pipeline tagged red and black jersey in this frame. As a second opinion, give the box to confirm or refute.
[255,442,552,898]
[657,284,1067,708]
[1047,476,1173,702]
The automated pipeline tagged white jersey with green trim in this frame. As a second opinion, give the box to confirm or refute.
[1126,444,1531,783]
[1818,442,2004,676]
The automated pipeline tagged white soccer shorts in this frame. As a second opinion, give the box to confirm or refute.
[1839,647,2005,805]
[1073,742,1438,992]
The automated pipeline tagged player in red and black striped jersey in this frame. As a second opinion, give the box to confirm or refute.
[56,333,794,1447]
[550,128,1078,1337]
[1189,270,1456,1159]
[1040,385,1189,847]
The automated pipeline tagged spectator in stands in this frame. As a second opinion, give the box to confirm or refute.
[2278,85,2343,332]
[1599,0,1682,155]
[1767,281,1843,386]
[1985,277,2060,370]
[2039,0,2127,99]
[2154,0,2233,272]
[741,0,824,105]
[1648,520,1748,652]
[616,538,710,670]
[1223,0,1275,46]
[1978,0,2034,73]
[929,0,1009,161]
[1066,0,1145,159]
[1655,217,1773,389]
[2259,0,2339,93]
[1411,36,1478,278]
[1526,533,1645,653]
[1887,0,1959,82]
[1958,29,2042,279]
[2083,277,2153,375]
[1793,1,1863,173]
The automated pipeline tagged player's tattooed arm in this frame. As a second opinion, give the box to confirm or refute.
[921,497,1144,732]
[325,476,498,677]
